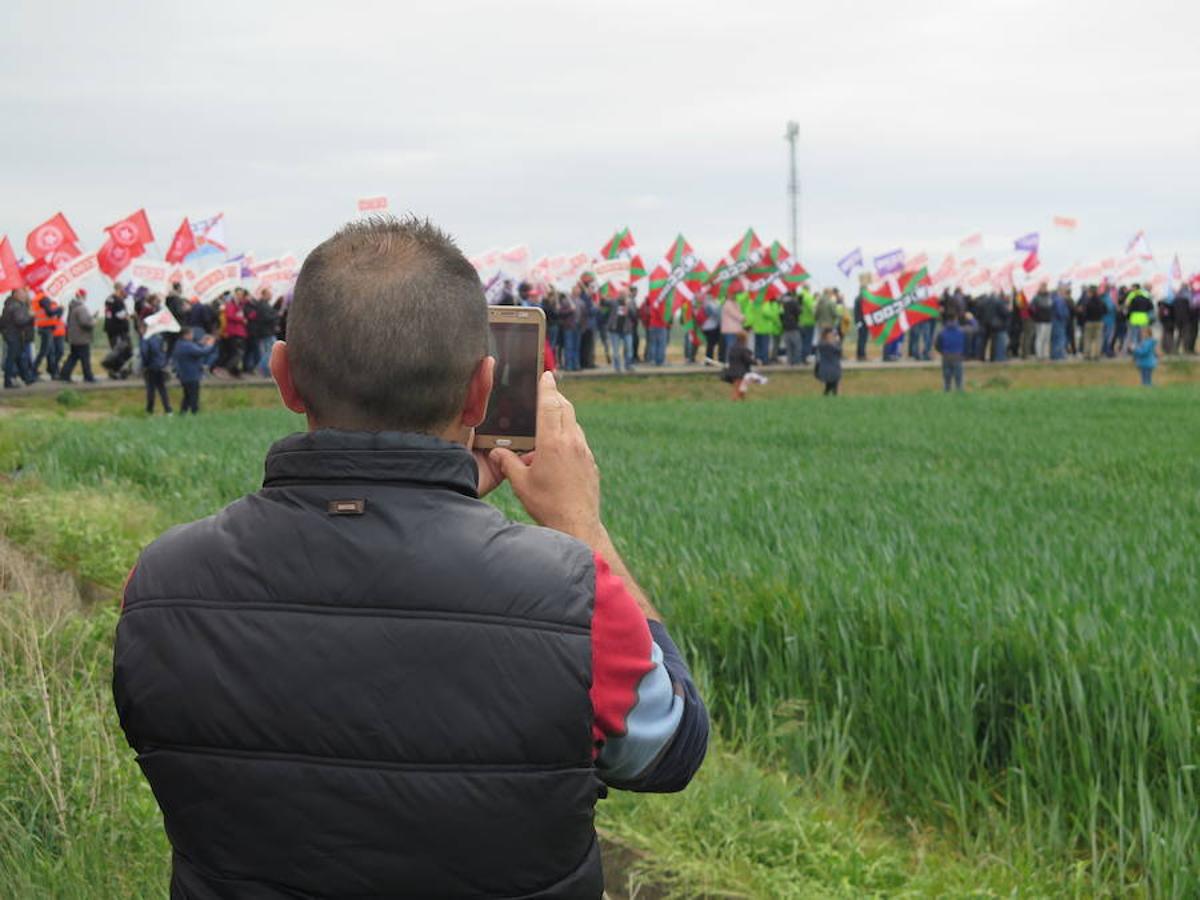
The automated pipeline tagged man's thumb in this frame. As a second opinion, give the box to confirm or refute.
[489,448,528,487]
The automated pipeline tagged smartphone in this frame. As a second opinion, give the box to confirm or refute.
[475,305,546,451]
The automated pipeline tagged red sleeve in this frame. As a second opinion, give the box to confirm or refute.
[589,552,654,752]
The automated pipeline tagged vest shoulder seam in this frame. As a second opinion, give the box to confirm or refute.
[122,598,591,635]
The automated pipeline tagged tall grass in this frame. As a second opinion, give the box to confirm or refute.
[0,546,168,898]
[1,384,1197,894]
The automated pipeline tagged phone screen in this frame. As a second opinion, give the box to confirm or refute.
[479,321,541,439]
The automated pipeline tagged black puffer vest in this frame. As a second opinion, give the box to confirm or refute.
[114,430,603,898]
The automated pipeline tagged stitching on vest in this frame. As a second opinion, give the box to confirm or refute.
[122,599,592,635]
[140,741,596,774]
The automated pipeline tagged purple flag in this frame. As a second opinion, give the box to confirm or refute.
[837,247,863,277]
[1013,232,1039,253]
[874,248,905,278]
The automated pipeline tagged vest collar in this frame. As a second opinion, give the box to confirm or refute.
[263,429,479,497]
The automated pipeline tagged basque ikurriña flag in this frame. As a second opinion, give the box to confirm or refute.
[861,267,938,345]
[646,235,707,320]
[597,227,647,297]
[709,229,774,298]
[752,241,809,302]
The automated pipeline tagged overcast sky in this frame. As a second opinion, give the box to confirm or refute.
[3,0,1197,285]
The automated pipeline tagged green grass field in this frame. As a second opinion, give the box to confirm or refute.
[2,376,1198,897]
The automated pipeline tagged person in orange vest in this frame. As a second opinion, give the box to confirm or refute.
[32,291,65,379]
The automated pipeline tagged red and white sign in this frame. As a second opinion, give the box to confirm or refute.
[192,262,241,302]
[356,196,389,214]
[553,253,591,288]
[143,307,181,338]
[43,252,100,301]
[498,245,532,278]
[256,253,300,288]
[130,259,172,293]
[592,257,632,289]
[469,249,502,274]
[26,212,79,259]
[929,254,956,286]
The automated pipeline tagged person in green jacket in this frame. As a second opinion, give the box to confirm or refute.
[740,294,782,365]
[760,299,783,364]
[798,288,817,362]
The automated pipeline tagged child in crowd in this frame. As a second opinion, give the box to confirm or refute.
[1132,328,1158,387]
[171,327,219,414]
[140,329,173,415]
[721,331,766,400]
[934,315,966,392]
[814,327,842,396]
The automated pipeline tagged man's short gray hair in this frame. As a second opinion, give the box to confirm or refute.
[287,215,488,432]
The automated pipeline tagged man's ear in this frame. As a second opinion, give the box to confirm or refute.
[461,356,495,429]
[269,341,308,416]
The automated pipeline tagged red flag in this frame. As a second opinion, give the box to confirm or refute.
[47,243,82,269]
[1022,250,1040,273]
[98,237,144,278]
[106,208,155,247]
[0,237,25,292]
[165,218,197,264]
[25,212,79,259]
[20,257,56,289]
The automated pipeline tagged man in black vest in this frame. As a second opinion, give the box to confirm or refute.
[113,217,708,899]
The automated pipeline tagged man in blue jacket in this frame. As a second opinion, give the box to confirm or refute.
[170,327,219,414]
[935,315,967,392]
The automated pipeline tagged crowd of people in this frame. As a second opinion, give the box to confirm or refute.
[1,282,290,413]
[494,274,1191,393]
[3,274,1190,405]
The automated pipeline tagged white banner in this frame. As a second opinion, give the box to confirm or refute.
[592,257,631,289]
[143,308,181,338]
[43,252,99,301]
[129,258,171,294]
[192,262,241,302]
[553,252,590,289]
[497,245,531,279]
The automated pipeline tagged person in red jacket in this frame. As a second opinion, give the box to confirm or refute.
[217,290,249,376]
[645,293,669,366]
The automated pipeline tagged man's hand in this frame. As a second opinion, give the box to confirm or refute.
[490,372,602,545]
